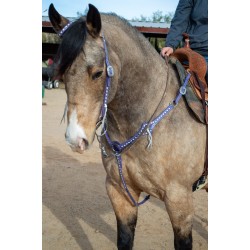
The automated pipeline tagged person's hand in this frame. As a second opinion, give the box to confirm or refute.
[161,47,174,57]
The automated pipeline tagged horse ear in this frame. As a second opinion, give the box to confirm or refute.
[48,4,70,34]
[86,4,102,38]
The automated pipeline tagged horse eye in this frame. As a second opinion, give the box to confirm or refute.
[92,71,103,80]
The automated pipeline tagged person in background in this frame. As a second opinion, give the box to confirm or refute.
[161,0,208,65]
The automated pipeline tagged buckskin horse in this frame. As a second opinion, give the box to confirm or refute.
[48,3,207,250]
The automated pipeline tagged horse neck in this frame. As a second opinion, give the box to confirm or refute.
[103,19,172,138]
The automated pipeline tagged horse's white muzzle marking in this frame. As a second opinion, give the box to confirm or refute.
[65,108,88,152]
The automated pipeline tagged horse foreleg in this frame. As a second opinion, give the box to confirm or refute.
[164,186,194,250]
[106,178,139,250]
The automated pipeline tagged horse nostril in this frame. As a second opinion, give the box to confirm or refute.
[78,137,89,150]
[83,138,89,147]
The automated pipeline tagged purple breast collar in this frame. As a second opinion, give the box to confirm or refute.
[96,34,191,207]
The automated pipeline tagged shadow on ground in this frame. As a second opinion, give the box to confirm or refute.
[43,146,116,250]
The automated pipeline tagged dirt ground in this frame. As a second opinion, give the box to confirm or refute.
[42,87,208,250]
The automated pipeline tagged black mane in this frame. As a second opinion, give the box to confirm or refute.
[55,17,87,76]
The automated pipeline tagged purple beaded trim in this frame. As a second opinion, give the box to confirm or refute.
[58,21,73,37]
[115,154,150,207]
[99,34,191,207]
[104,72,191,152]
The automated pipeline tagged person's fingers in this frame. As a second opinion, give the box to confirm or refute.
[160,48,165,57]
[165,50,170,57]
[165,48,173,57]
[161,47,173,57]
[161,47,168,57]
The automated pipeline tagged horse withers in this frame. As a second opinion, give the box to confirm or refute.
[49,3,207,250]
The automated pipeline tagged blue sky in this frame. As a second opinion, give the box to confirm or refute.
[42,0,179,20]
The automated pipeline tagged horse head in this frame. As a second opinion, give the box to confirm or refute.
[49,4,120,153]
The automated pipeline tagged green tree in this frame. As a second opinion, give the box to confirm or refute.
[152,10,164,22]
[76,7,88,17]
[131,10,173,23]
[132,14,150,22]
[163,12,174,23]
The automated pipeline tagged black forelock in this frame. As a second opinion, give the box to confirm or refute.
[55,17,87,77]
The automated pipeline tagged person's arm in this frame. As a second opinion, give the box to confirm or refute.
[161,0,193,57]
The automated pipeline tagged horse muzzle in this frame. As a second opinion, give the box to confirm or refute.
[64,108,91,153]
[65,134,89,154]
